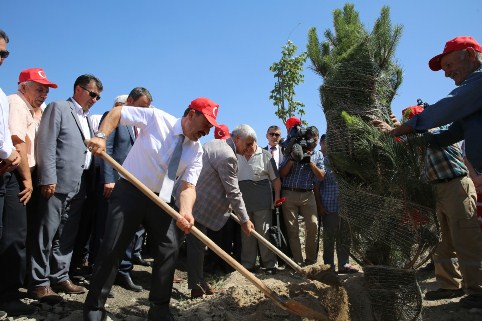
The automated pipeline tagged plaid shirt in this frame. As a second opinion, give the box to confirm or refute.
[280,150,324,190]
[317,157,339,213]
[423,126,467,183]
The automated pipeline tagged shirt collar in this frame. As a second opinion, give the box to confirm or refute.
[71,97,90,116]
[16,91,35,111]
[173,117,184,136]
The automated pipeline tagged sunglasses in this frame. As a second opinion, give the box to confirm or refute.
[0,50,9,59]
[80,86,101,100]
[268,132,280,137]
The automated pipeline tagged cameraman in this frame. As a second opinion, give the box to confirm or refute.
[279,120,325,266]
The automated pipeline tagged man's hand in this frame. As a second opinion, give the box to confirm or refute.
[176,212,194,234]
[241,220,255,236]
[389,113,402,127]
[19,179,33,205]
[371,119,394,134]
[103,183,115,198]
[87,137,107,156]
[0,150,21,174]
[41,184,56,199]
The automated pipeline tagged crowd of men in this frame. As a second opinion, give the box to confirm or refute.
[1,26,482,321]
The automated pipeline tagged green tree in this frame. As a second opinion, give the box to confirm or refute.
[269,40,308,124]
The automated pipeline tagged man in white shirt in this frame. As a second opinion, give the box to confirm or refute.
[0,28,22,320]
[85,97,219,321]
[29,74,102,304]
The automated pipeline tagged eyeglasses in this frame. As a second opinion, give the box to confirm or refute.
[80,86,101,100]
[268,133,280,137]
[0,50,9,59]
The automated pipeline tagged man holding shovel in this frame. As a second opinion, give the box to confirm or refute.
[84,97,219,321]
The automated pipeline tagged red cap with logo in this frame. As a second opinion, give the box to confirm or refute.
[429,36,482,71]
[214,124,230,139]
[285,116,302,130]
[189,97,219,126]
[18,68,58,88]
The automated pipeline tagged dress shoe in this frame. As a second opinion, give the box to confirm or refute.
[190,283,218,299]
[0,299,36,316]
[28,286,63,304]
[133,255,151,267]
[115,274,143,292]
[52,279,87,294]
[265,268,278,275]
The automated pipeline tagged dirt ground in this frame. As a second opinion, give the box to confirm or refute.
[7,255,482,321]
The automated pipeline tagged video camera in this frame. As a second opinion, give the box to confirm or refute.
[282,125,318,163]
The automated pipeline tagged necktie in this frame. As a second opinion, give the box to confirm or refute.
[270,146,276,158]
[159,134,185,202]
[133,126,138,139]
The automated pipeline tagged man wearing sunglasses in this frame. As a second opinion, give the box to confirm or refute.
[29,74,102,304]
[0,28,22,320]
[264,125,283,169]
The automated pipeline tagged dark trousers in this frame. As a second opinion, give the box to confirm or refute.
[84,179,183,321]
[118,225,146,277]
[321,211,350,268]
[0,171,27,300]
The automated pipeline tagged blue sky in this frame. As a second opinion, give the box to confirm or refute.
[2,1,482,145]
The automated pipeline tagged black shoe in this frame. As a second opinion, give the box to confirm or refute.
[265,268,278,275]
[425,288,465,300]
[115,274,143,292]
[133,255,151,267]
[0,299,36,316]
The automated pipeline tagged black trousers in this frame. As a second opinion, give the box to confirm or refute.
[0,171,27,300]
[84,179,183,321]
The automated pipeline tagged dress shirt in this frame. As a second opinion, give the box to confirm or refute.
[8,92,42,167]
[405,66,482,172]
[269,144,281,169]
[0,87,14,159]
[280,150,324,190]
[72,98,92,170]
[120,106,203,201]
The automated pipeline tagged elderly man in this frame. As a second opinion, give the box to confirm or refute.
[373,36,482,309]
[29,74,102,304]
[0,68,57,316]
[0,28,22,319]
[378,36,482,175]
[185,124,255,298]
[84,97,219,321]
[237,125,280,275]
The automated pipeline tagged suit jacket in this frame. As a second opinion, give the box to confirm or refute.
[36,98,94,194]
[191,139,249,231]
[99,111,136,184]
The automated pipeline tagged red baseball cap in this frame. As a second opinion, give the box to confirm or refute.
[285,117,302,130]
[18,68,58,88]
[429,36,482,71]
[402,105,424,121]
[189,97,219,126]
[214,124,230,139]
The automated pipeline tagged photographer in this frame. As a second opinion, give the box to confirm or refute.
[279,119,324,266]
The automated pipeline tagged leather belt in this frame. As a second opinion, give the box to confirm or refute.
[282,187,313,192]
[431,173,467,184]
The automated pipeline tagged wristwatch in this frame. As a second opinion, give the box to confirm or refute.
[94,131,107,139]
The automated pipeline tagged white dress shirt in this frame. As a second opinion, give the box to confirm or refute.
[269,144,281,169]
[0,88,14,159]
[120,106,203,202]
[72,99,92,170]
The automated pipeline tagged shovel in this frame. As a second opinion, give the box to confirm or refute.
[95,148,329,320]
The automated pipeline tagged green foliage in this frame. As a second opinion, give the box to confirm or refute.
[269,40,308,124]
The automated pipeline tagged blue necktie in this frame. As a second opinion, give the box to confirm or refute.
[159,134,185,201]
